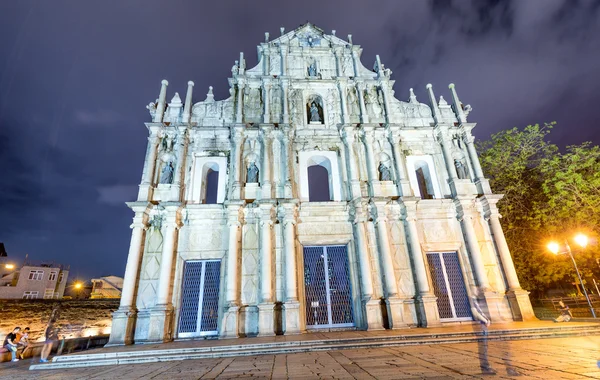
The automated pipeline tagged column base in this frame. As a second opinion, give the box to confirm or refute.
[475,178,492,195]
[506,289,537,321]
[283,300,302,335]
[416,294,442,327]
[261,183,272,200]
[448,179,478,197]
[284,182,293,199]
[398,180,413,197]
[106,307,137,346]
[350,180,362,199]
[385,298,409,329]
[220,305,240,339]
[258,303,276,337]
[145,304,174,343]
[483,291,514,322]
[363,299,384,331]
[231,182,242,200]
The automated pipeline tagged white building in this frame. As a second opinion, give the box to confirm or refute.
[0,263,68,300]
[91,276,123,299]
[108,23,534,345]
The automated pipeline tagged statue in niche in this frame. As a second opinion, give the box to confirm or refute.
[347,88,360,117]
[146,101,157,119]
[378,162,391,181]
[307,59,317,77]
[231,60,239,76]
[160,161,175,184]
[247,162,259,183]
[365,88,382,117]
[309,102,321,122]
[455,159,468,179]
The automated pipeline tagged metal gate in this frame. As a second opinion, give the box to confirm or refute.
[303,245,354,328]
[178,260,221,337]
[426,252,472,321]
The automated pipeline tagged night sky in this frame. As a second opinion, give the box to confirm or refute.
[1,0,599,280]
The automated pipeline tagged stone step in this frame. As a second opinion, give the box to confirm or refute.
[29,325,600,371]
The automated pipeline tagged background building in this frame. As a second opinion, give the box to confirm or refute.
[0,259,69,300]
[91,276,123,299]
[109,23,534,346]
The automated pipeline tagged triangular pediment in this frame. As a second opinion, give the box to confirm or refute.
[269,22,349,47]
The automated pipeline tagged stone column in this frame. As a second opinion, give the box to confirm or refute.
[402,201,441,327]
[182,81,194,124]
[138,129,160,201]
[282,127,294,198]
[373,202,408,329]
[154,80,168,123]
[342,127,361,199]
[236,79,244,123]
[388,128,412,197]
[230,127,244,200]
[258,203,275,336]
[460,209,490,291]
[107,203,149,346]
[487,208,536,321]
[378,81,392,123]
[282,80,290,124]
[356,82,369,123]
[260,126,272,198]
[263,82,270,124]
[271,130,282,198]
[352,202,383,330]
[147,204,181,343]
[361,127,378,189]
[464,134,484,180]
[171,128,188,201]
[221,203,243,338]
[437,128,457,180]
[338,79,349,124]
[281,202,301,334]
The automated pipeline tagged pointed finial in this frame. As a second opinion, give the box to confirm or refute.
[265,32,269,42]
[348,34,353,44]
[332,30,336,36]
[438,96,448,106]
[409,88,417,103]
[170,92,182,104]
[205,86,214,102]
[280,27,285,36]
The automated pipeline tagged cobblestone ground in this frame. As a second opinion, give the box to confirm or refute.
[1,336,599,379]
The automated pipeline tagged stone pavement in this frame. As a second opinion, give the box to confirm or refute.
[1,336,600,379]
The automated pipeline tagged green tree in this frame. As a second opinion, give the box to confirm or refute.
[477,123,600,298]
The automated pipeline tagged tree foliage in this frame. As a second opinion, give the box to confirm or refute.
[477,123,600,298]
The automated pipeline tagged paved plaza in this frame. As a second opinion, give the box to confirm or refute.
[1,336,600,379]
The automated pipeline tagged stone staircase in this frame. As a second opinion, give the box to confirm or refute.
[30,323,600,370]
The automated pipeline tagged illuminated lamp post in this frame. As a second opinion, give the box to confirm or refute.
[548,233,596,318]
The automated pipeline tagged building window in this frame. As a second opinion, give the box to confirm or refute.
[28,270,44,281]
[203,167,219,204]
[49,272,57,281]
[188,156,228,204]
[44,289,54,299]
[299,151,343,202]
[23,291,39,299]
[58,273,64,283]
[307,164,331,201]
[415,160,435,199]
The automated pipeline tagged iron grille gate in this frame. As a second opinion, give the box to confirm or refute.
[426,252,472,321]
[178,260,221,337]
[303,245,354,328]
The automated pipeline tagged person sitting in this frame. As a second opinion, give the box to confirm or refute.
[16,327,31,359]
[554,300,572,322]
[3,327,21,362]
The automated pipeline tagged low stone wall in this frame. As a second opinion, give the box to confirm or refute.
[0,299,119,344]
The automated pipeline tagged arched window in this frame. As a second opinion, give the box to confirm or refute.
[201,162,220,204]
[308,164,331,202]
[414,160,435,199]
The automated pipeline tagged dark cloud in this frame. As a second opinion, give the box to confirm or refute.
[0,0,598,278]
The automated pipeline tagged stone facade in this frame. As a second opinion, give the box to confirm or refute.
[108,23,535,346]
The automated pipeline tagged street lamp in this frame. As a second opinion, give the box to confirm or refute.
[4,263,15,270]
[548,234,596,318]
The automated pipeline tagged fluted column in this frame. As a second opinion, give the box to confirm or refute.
[464,134,484,180]
[405,212,430,295]
[154,80,168,123]
[361,128,378,183]
[263,82,270,124]
[182,81,194,124]
[107,204,149,346]
[461,211,490,290]
[156,208,180,306]
[437,128,457,180]
[489,213,521,290]
[230,127,244,199]
[172,129,188,189]
[356,82,369,123]
[338,79,349,124]
[236,79,244,123]
[138,129,160,201]
[388,128,411,197]
[260,206,274,302]
[373,204,398,297]
[282,80,290,124]
[261,126,272,197]
[225,209,241,305]
[378,81,392,123]
[271,130,282,198]
[282,127,294,198]
[281,202,301,334]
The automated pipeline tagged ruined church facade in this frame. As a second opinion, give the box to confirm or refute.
[108,23,534,345]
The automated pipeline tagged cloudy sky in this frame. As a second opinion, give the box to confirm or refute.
[1,0,599,280]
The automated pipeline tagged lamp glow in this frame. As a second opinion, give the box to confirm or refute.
[574,233,589,248]
[4,264,14,270]
[74,282,83,290]
[547,242,560,254]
